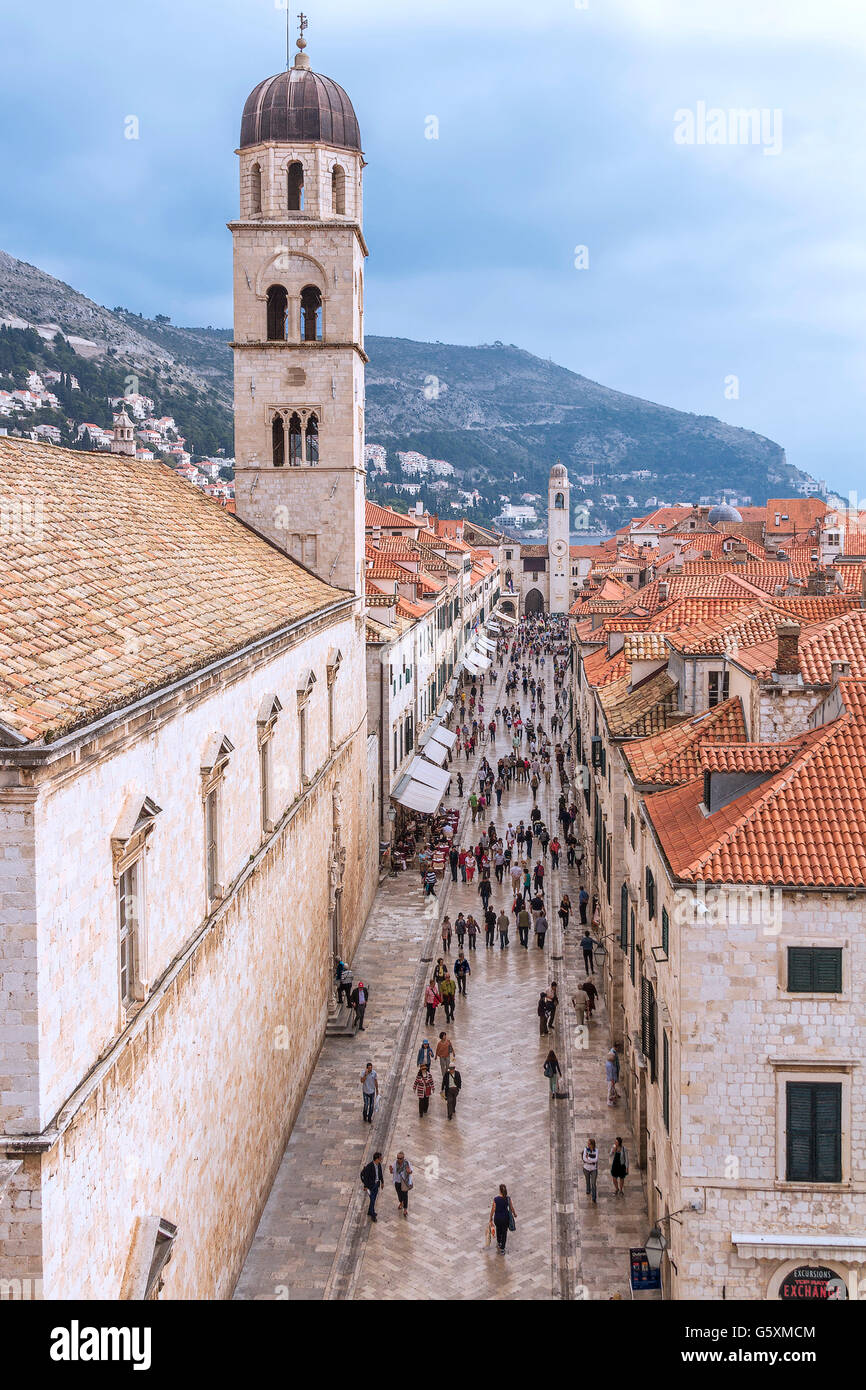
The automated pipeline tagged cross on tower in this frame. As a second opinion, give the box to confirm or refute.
[298,13,308,48]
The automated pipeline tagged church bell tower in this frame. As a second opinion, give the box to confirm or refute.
[548,462,571,614]
[230,19,367,596]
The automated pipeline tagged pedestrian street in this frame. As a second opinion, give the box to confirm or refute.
[236,637,648,1301]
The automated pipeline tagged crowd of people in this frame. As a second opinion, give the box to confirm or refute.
[356,611,631,1246]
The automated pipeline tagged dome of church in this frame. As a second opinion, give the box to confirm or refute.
[707,503,743,524]
[550,463,568,481]
[240,66,361,151]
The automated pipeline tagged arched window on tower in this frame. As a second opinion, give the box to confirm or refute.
[331,164,346,215]
[305,413,319,465]
[300,285,323,342]
[288,412,303,466]
[287,161,304,212]
[554,492,565,510]
[272,413,285,468]
[266,285,288,341]
[250,162,262,215]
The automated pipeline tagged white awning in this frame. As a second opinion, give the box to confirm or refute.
[487,622,502,633]
[392,776,443,814]
[496,610,517,625]
[477,636,497,653]
[441,700,454,715]
[427,719,456,748]
[462,656,482,676]
[446,678,458,695]
[420,738,448,765]
[407,756,450,792]
[465,648,492,670]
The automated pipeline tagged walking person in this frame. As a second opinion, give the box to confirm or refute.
[582,1137,599,1204]
[435,1030,454,1079]
[610,1136,629,1196]
[484,906,496,948]
[580,930,595,975]
[441,971,456,1023]
[537,988,550,1036]
[351,979,369,1031]
[360,1151,384,1221]
[579,977,598,1019]
[390,1152,413,1217]
[424,979,442,1026]
[441,916,452,953]
[414,1065,435,1118]
[441,1060,462,1120]
[490,1184,516,1254]
[455,912,467,950]
[549,836,561,869]
[544,980,559,1029]
[479,875,492,913]
[606,1048,621,1106]
[578,886,589,925]
[417,1037,434,1069]
[496,906,510,950]
[558,894,571,931]
[517,902,531,948]
[543,1049,562,1098]
[449,846,459,883]
[535,910,548,950]
[454,951,471,996]
[361,1061,378,1123]
[423,867,437,897]
[466,915,478,951]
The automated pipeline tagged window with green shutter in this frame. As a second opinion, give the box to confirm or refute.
[641,976,657,1082]
[661,906,669,957]
[620,882,629,950]
[786,1082,842,1183]
[662,1033,670,1131]
[629,909,636,983]
[645,868,656,919]
[787,947,842,993]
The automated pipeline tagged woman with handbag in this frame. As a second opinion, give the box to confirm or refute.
[390,1152,413,1217]
[490,1184,516,1254]
[610,1136,629,1196]
[413,1065,435,1118]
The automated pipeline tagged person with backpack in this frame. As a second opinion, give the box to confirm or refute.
[424,979,442,1026]
[543,1049,562,1098]
[517,902,531,949]
[417,1038,434,1070]
[413,1065,435,1118]
[360,1151,384,1221]
[390,1152,413,1217]
[454,912,467,949]
[582,1137,599,1204]
[454,952,471,996]
[440,971,456,1023]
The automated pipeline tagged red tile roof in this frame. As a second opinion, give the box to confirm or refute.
[732,608,866,683]
[624,697,748,787]
[365,500,418,529]
[647,679,866,887]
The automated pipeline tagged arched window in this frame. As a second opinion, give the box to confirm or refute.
[300,285,322,342]
[266,285,288,341]
[554,492,565,510]
[288,412,302,466]
[305,413,319,465]
[250,162,262,215]
[287,161,304,211]
[331,164,346,215]
[272,414,285,468]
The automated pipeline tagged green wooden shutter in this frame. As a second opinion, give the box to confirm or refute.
[786,1082,842,1182]
[662,906,669,956]
[629,909,636,983]
[620,882,629,950]
[662,1033,670,1131]
[788,947,842,992]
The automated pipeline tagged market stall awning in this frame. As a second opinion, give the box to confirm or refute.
[441,699,454,715]
[495,609,517,625]
[465,647,492,670]
[477,636,497,654]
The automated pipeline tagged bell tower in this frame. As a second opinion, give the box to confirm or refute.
[229,19,367,596]
[548,462,571,614]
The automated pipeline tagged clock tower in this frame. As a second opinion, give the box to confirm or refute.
[548,462,571,614]
[230,20,367,596]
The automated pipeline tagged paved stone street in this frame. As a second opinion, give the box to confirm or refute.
[235,648,648,1301]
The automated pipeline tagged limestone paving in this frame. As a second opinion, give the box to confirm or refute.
[235,644,648,1300]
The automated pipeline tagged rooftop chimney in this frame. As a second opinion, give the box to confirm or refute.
[658,580,669,602]
[774,621,801,676]
[831,661,851,683]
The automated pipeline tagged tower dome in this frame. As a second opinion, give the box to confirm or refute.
[240,40,360,151]
[707,503,742,524]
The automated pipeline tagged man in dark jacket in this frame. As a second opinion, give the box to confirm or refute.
[361,1151,384,1221]
[449,845,459,882]
[350,980,369,1030]
[442,1062,462,1120]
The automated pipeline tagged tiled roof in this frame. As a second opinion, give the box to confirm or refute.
[663,531,764,560]
[520,544,548,558]
[623,632,668,662]
[765,498,826,533]
[582,647,629,687]
[732,608,866,683]
[624,697,747,787]
[0,438,345,743]
[598,670,679,738]
[395,597,431,620]
[700,741,808,775]
[647,679,866,887]
[365,500,418,529]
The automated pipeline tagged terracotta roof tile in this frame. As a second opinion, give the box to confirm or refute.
[0,439,345,743]
[598,670,679,738]
[624,697,748,787]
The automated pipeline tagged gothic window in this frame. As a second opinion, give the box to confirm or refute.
[272,413,285,468]
[250,162,262,215]
[287,161,304,211]
[554,492,565,510]
[266,285,288,341]
[305,412,319,464]
[288,412,303,465]
[331,163,346,214]
[300,285,323,342]
[505,569,513,590]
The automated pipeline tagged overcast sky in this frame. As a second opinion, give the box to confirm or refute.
[2,0,865,495]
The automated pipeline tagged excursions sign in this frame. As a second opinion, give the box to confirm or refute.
[779,1265,847,1300]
